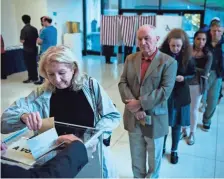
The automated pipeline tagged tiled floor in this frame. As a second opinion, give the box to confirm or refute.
[1,55,224,178]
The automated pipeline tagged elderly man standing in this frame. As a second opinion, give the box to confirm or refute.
[118,25,177,178]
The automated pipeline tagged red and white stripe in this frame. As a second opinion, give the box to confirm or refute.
[120,16,137,47]
[138,15,156,28]
[100,15,120,46]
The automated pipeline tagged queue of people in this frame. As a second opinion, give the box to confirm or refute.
[1,16,223,178]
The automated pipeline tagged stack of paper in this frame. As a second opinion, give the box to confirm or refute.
[2,128,60,166]
[2,138,36,166]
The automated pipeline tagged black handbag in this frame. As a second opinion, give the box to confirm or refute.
[89,77,111,147]
[173,81,191,107]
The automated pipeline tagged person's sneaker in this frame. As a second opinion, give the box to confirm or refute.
[180,130,187,140]
[34,80,43,85]
[199,103,207,113]
[170,152,178,164]
[187,133,195,145]
[23,79,33,83]
[202,124,210,132]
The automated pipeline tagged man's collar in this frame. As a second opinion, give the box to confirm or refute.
[142,48,158,61]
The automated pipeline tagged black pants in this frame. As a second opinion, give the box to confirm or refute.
[102,45,114,63]
[23,50,38,81]
[1,53,7,79]
[124,46,133,62]
[163,125,181,151]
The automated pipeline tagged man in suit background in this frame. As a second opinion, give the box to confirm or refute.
[118,25,177,178]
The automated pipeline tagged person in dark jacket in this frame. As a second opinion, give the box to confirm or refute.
[201,20,224,131]
[1,134,88,178]
[20,15,39,83]
[160,29,195,164]
[199,17,224,111]
[182,30,213,145]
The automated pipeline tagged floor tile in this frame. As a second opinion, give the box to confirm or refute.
[160,153,215,178]
[216,120,224,162]
[111,141,132,178]
[215,161,224,178]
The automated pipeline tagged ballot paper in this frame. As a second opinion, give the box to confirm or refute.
[2,137,36,166]
[2,128,61,166]
[27,128,59,160]
[38,117,55,134]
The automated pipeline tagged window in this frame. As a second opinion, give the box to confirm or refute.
[204,0,224,26]
[161,0,204,10]
[86,0,101,51]
[183,13,201,43]
[121,0,159,9]
[103,0,119,15]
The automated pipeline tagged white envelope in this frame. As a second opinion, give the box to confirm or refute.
[27,128,59,160]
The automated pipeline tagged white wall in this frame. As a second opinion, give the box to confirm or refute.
[1,0,19,47]
[47,0,83,45]
[14,0,48,37]
[156,16,183,46]
[1,0,83,47]
[1,0,48,47]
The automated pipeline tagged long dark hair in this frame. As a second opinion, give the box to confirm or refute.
[193,30,209,55]
[160,28,192,69]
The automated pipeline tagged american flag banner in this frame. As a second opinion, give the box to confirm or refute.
[100,15,120,46]
[138,15,156,28]
[120,16,137,47]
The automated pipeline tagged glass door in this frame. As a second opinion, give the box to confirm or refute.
[86,0,101,52]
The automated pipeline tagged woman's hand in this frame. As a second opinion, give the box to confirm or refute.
[57,134,83,146]
[20,112,42,131]
[176,75,184,82]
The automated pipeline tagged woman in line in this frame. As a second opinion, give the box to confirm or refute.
[182,30,212,145]
[160,29,195,164]
[1,45,121,178]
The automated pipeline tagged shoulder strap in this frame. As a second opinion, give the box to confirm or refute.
[88,77,99,118]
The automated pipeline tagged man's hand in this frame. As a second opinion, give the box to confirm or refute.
[125,99,141,113]
[134,111,146,120]
[57,134,83,146]
[37,38,43,45]
[176,75,184,82]
[20,112,42,131]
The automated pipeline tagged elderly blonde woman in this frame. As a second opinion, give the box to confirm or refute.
[1,45,121,178]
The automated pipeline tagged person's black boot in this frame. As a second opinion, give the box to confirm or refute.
[171,151,178,164]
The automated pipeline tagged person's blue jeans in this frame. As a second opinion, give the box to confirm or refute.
[163,125,181,152]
